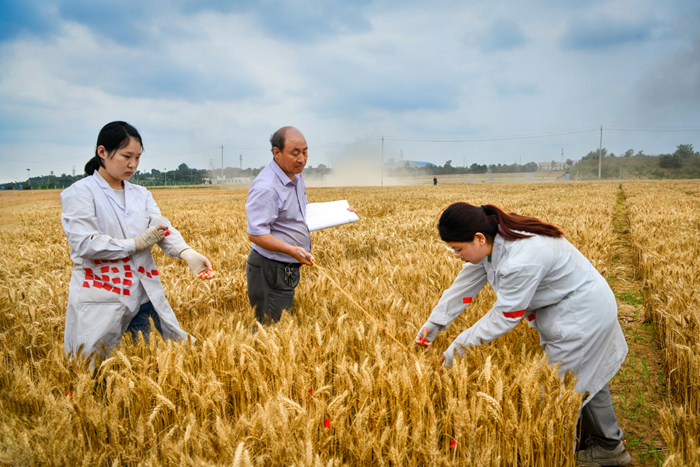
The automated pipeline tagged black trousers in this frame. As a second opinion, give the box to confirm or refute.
[246,249,300,324]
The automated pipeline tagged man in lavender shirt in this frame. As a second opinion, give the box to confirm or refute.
[245,126,315,323]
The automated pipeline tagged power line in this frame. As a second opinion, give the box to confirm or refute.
[384,127,599,143]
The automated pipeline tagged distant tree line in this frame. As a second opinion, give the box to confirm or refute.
[388,159,540,177]
[1,163,334,190]
[570,144,700,180]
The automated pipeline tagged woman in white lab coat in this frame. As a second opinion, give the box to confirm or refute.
[61,121,214,361]
[415,202,631,466]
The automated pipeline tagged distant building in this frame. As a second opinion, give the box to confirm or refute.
[538,161,567,171]
[385,159,435,169]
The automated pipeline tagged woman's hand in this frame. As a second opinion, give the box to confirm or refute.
[133,225,168,251]
[415,327,433,351]
[180,249,215,279]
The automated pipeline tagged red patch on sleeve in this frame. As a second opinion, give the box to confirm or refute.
[138,266,145,273]
[164,231,171,237]
[527,314,536,322]
[111,267,119,273]
[100,266,109,273]
[112,287,121,294]
[146,272,152,278]
[463,297,473,304]
[151,270,159,276]
[82,281,90,288]
[122,257,130,263]
[84,268,93,274]
[503,309,526,319]
[124,265,131,271]
[102,284,113,292]
[125,272,133,278]
[93,281,103,289]
[123,279,132,286]
[112,278,121,284]
[123,289,130,296]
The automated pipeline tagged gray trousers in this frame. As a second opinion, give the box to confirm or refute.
[580,384,625,449]
[246,249,300,324]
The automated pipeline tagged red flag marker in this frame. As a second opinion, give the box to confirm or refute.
[103,284,113,292]
[100,266,109,273]
[85,274,95,281]
[450,439,456,448]
[123,289,131,296]
[111,267,119,273]
[66,391,73,398]
[122,257,130,263]
[82,281,90,288]
[420,337,427,344]
[308,389,313,395]
[94,281,103,289]
[124,265,131,271]
[84,268,93,274]
[151,270,159,276]
[146,272,152,278]
[113,278,121,284]
[324,419,330,429]
[102,275,109,282]
[314,347,320,351]
[94,260,101,265]
[138,266,145,273]
[112,287,121,294]
[123,279,132,286]
[125,272,133,278]
[109,260,118,263]
[164,231,171,237]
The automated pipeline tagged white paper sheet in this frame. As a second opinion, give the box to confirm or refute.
[306,200,359,231]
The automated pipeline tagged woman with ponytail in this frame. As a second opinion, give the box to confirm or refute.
[61,121,215,363]
[416,202,631,466]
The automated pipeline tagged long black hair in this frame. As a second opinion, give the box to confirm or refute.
[85,121,143,176]
[438,202,565,243]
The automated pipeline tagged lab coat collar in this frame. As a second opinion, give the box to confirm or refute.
[91,171,134,213]
[490,233,505,267]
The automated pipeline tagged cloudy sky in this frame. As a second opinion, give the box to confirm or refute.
[1,0,699,182]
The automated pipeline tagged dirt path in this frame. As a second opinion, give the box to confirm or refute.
[608,186,668,466]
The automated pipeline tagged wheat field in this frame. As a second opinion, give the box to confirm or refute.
[0,181,695,465]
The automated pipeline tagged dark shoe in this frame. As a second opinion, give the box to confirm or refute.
[577,440,631,466]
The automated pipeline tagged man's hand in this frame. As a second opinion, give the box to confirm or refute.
[289,246,314,266]
[347,206,358,214]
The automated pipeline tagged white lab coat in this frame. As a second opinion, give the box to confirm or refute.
[61,171,191,359]
[424,233,628,405]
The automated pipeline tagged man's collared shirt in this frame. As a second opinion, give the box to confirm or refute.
[246,160,310,263]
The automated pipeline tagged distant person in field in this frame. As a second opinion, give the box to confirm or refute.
[61,121,214,362]
[245,126,355,324]
[415,203,631,467]
[433,176,437,186]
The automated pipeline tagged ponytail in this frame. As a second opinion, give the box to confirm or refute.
[438,202,565,243]
[85,121,143,176]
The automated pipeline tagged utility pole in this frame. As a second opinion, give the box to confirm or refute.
[72,165,76,177]
[381,136,384,186]
[598,126,603,180]
[561,148,564,162]
[239,154,242,170]
[26,169,30,189]
[164,168,167,186]
[221,145,224,185]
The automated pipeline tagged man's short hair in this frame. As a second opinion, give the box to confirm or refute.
[270,127,290,156]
